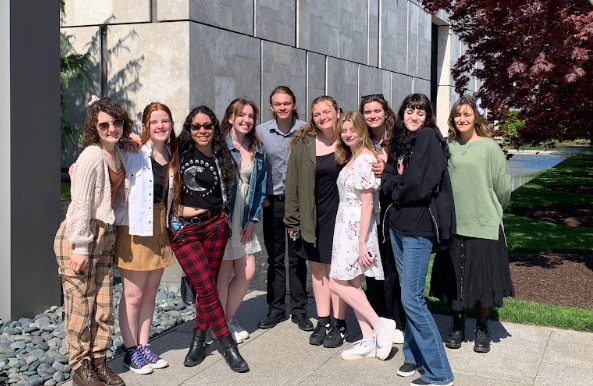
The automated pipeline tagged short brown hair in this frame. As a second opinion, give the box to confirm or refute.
[82,98,132,147]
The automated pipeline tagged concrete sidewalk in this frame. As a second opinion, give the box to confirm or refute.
[64,290,593,386]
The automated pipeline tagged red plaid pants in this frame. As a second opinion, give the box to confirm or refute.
[171,212,231,338]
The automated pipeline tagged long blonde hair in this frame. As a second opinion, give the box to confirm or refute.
[290,95,339,147]
[335,111,377,165]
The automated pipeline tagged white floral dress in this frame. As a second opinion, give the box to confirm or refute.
[330,153,384,280]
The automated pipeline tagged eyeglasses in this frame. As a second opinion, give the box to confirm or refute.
[190,123,214,131]
[97,119,124,130]
[360,93,384,101]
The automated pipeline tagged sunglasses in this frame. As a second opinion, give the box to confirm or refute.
[360,93,384,101]
[190,123,214,131]
[97,119,124,130]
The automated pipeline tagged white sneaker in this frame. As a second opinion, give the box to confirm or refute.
[228,319,249,342]
[393,328,404,344]
[340,340,376,360]
[374,317,396,360]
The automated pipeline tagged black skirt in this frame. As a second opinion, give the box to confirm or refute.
[430,226,515,309]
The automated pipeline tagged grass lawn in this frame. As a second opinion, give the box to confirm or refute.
[61,182,70,200]
[425,148,593,332]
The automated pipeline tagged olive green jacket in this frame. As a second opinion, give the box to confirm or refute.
[284,133,318,245]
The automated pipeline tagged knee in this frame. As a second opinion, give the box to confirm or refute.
[328,279,341,296]
[122,289,143,309]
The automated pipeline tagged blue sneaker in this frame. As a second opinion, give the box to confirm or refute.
[123,346,153,374]
[138,344,168,369]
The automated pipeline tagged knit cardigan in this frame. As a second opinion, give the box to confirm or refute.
[66,144,130,254]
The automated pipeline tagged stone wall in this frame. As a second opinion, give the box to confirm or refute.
[61,0,468,165]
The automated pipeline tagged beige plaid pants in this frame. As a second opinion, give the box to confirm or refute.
[54,219,116,370]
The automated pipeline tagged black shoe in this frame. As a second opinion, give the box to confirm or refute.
[291,313,314,331]
[396,362,420,377]
[258,310,285,329]
[445,312,465,349]
[474,322,490,353]
[218,334,250,373]
[323,325,348,348]
[309,320,331,346]
[184,329,208,367]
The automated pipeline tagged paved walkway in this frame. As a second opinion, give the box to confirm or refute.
[61,288,593,386]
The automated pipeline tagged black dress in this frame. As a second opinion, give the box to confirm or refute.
[296,153,341,264]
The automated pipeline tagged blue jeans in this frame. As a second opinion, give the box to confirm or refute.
[390,228,454,385]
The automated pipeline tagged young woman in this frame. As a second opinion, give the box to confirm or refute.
[218,98,267,343]
[328,111,396,361]
[114,102,178,374]
[169,106,249,373]
[54,98,130,386]
[382,94,455,386]
[359,94,406,344]
[431,95,513,354]
[284,95,348,348]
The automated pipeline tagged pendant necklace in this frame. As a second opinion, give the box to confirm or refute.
[460,142,471,159]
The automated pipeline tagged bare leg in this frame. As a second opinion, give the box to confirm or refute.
[137,269,164,345]
[119,268,150,347]
[224,254,256,319]
[310,262,331,317]
[217,260,234,318]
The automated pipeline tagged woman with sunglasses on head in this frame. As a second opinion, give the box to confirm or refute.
[112,102,178,375]
[359,94,406,345]
[329,111,396,361]
[284,95,349,348]
[430,96,513,354]
[169,106,249,373]
[54,98,130,386]
[382,94,455,386]
[218,98,267,343]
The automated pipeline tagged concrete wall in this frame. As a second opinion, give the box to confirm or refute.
[1,0,62,321]
[61,0,471,165]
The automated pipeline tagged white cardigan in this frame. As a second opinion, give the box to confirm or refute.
[115,142,174,236]
[66,144,130,254]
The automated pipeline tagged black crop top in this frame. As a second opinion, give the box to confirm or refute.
[180,147,222,209]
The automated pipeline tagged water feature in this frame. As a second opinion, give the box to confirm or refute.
[508,154,567,190]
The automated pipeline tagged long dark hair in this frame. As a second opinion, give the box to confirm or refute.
[221,97,261,151]
[387,93,450,164]
[172,105,235,210]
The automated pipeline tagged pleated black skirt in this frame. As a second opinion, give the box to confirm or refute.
[430,226,515,309]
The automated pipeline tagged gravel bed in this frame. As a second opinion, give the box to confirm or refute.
[0,284,194,386]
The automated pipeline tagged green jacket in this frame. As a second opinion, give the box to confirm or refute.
[284,133,318,245]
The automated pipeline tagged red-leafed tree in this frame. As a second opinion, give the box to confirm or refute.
[421,0,593,146]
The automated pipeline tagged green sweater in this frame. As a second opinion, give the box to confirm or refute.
[449,137,511,240]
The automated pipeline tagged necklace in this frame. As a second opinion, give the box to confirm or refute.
[460,142,471,159]
[232,136,247,150]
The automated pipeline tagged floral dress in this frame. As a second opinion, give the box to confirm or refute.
[330,152,384,280]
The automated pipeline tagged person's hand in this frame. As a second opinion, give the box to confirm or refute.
[120,132,141,153]
[372,157,385,176]
[241,221,255,244]
[69,254,89,274]
[262,199,270,208]
[358,242,374,268]
[288,229,294,238]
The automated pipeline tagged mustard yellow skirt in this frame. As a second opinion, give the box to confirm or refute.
[114,202,176,271]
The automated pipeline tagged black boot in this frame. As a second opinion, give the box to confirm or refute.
[445,312,465,349]
[218,334,249,373]
[474,317,490,353]
[184,328,208,367]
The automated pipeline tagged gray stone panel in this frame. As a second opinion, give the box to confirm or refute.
[391,72,414,109]
[107,23,190,130]
[417,9,432,80]
[189,23,260,121]
[255,0,296,46]
[380,0,407,73]
[159,0,253,36]
[368,0,379,67]
[326,57,358,112]
[297,0,339,58]
[359,65,391,106]
[261,41,307,123]
[63,0,150,26]
[337,0,368,64]
[414,78,431,98]
[407,3,419,76]
[60,26,102,166]
[307,52,326,118]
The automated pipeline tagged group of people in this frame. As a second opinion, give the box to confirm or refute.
[54,85,513,386]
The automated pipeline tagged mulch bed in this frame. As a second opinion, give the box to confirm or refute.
[511,203,593,228]
[509,252,593,310]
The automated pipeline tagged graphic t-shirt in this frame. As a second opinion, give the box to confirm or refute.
[180,147,222,210]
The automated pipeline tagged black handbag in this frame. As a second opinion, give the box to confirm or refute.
[181,275,196,306]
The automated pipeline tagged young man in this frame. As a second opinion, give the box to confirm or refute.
[256,86,312,331]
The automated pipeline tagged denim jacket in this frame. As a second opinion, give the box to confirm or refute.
[225,135,267,228]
